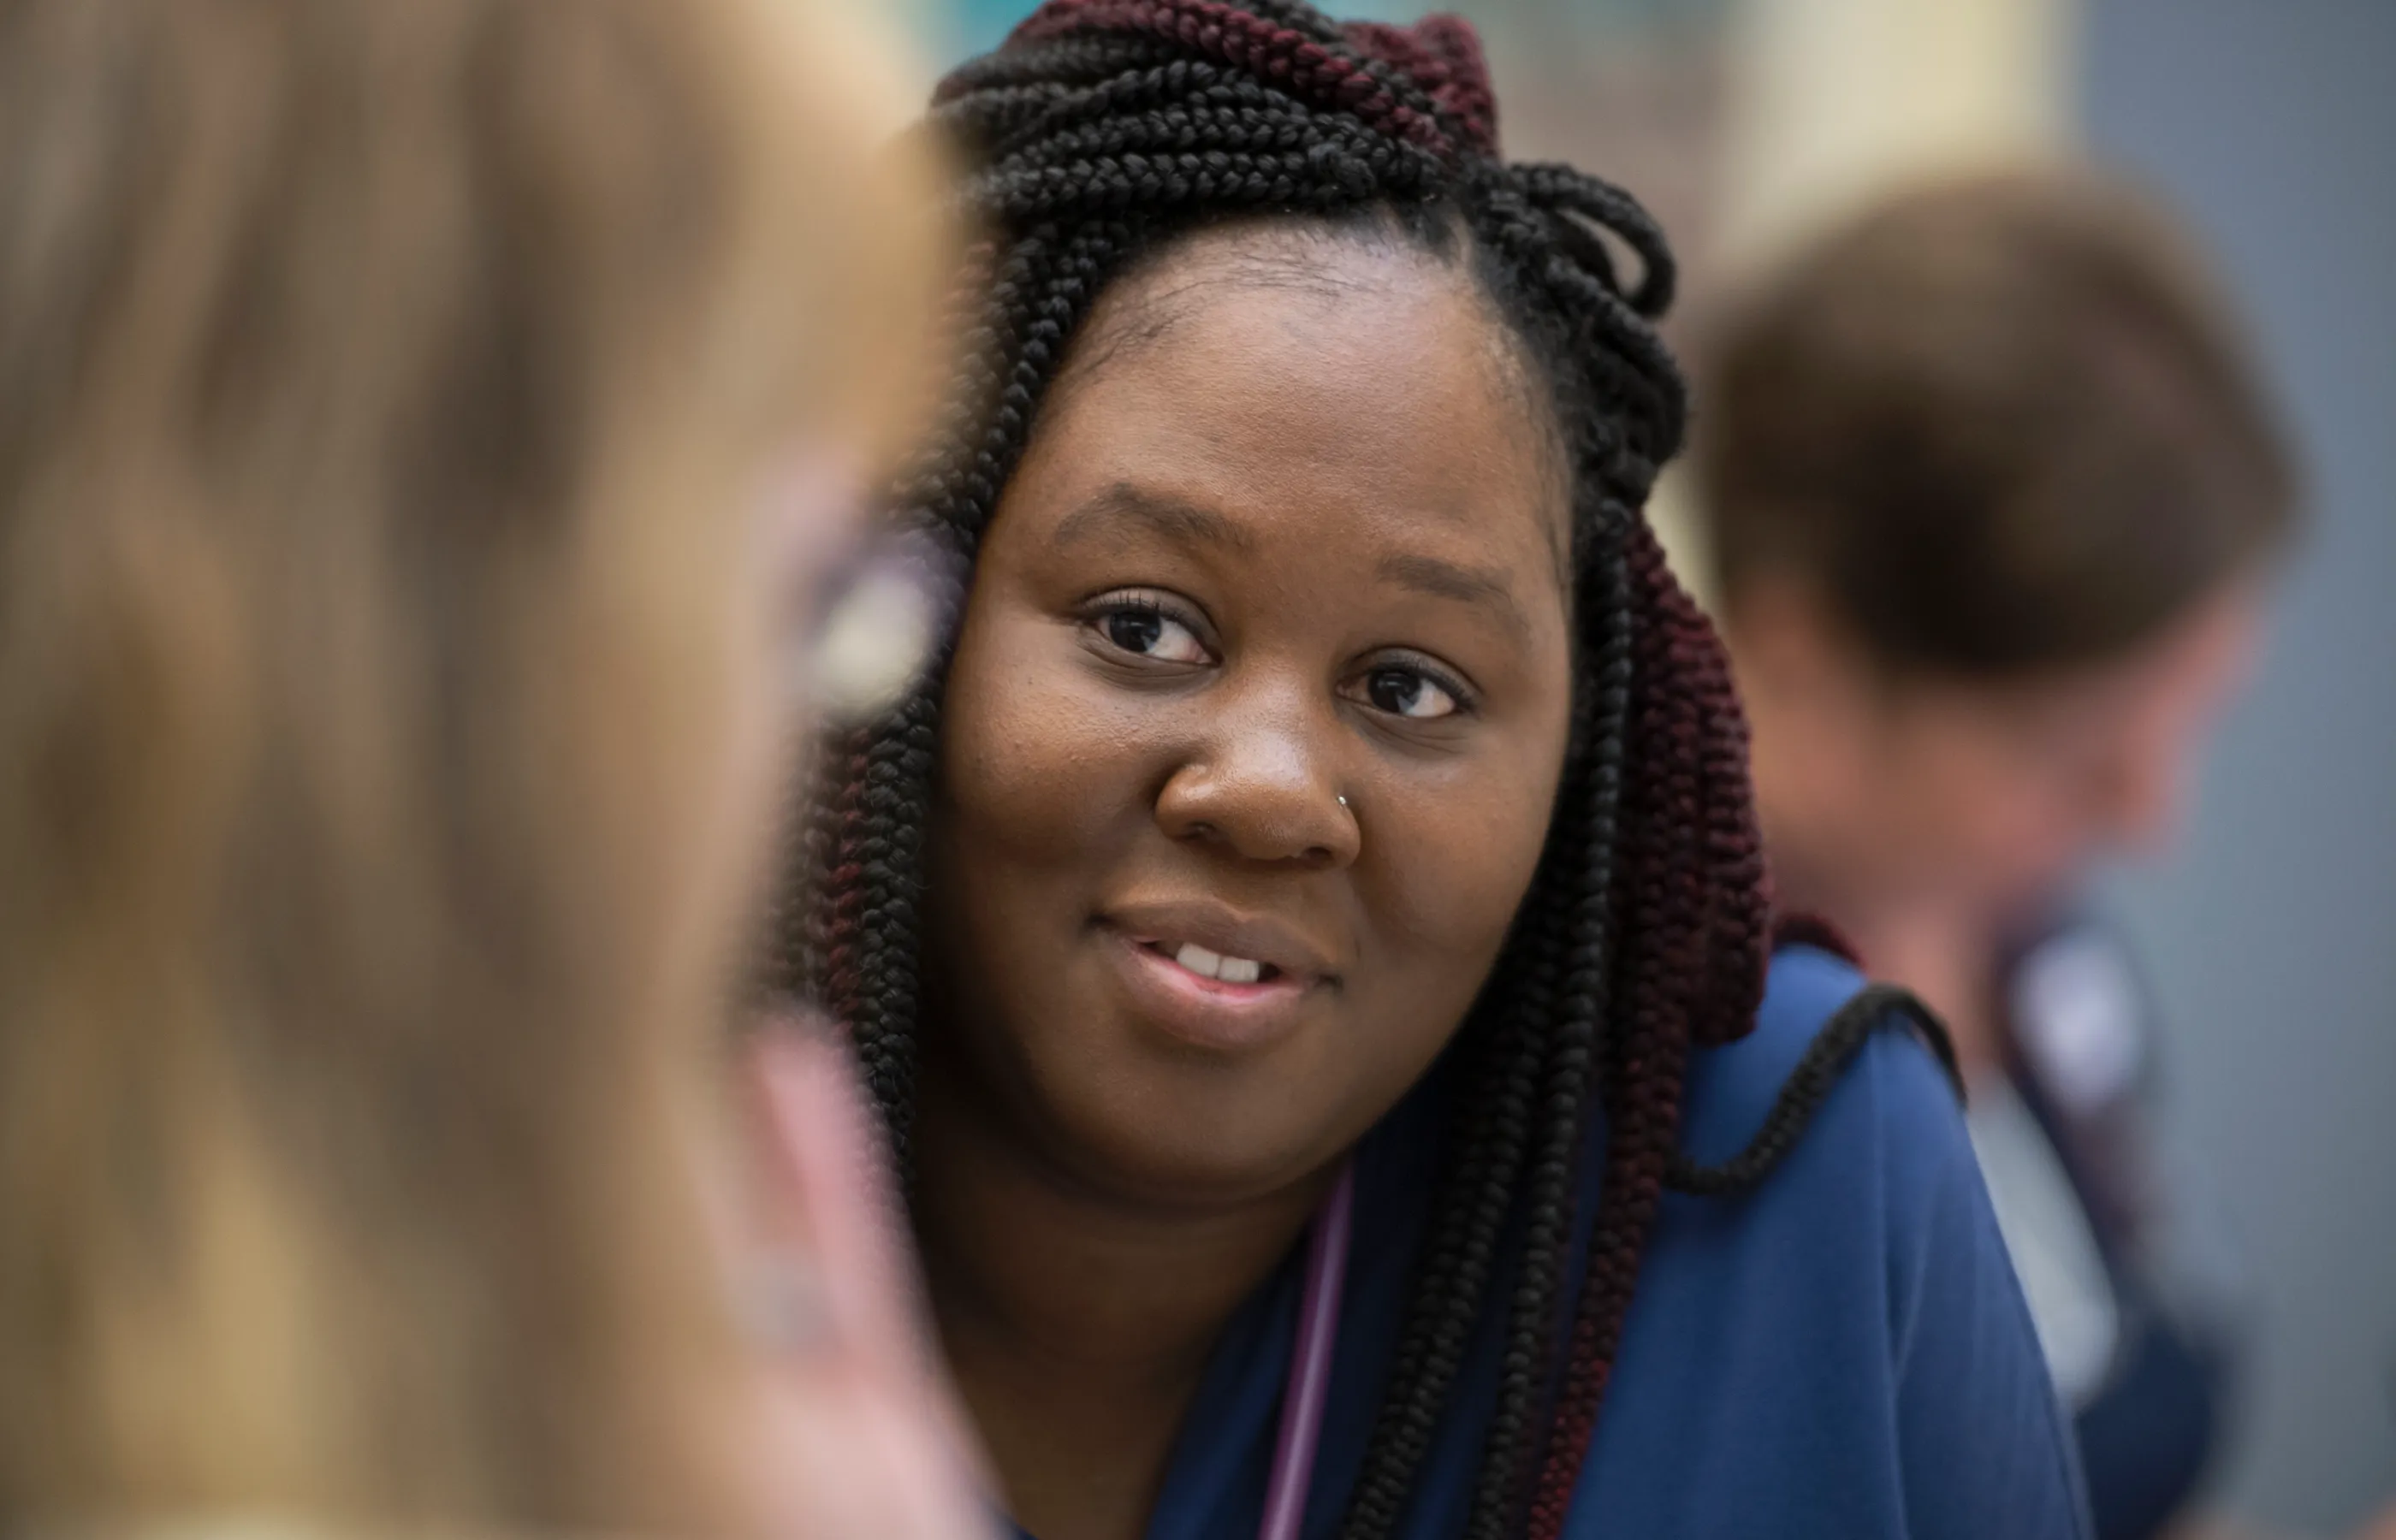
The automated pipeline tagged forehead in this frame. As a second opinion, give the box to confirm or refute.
[1017,223,1569,576]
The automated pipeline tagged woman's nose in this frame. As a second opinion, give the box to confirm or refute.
[1153,684,1360,869]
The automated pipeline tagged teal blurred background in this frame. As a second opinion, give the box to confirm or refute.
[930,0,1731,57]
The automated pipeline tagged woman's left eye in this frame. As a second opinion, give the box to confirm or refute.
[1359,666,1462,720]
[1092,602,1210,665]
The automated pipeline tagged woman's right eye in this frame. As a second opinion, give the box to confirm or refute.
[1091,601,1210,666]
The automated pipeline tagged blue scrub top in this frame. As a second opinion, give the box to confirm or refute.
[1012,945,2091,1540]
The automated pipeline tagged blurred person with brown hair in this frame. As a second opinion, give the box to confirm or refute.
[1693,169,2298,1540]
[0,1,984,1537]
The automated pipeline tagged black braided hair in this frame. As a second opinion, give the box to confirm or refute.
[1668,983,1966,1197]
[773,6,1953,1536]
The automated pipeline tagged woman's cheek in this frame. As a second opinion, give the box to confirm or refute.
[942,616,1144,866]
[1371,755,1558,962]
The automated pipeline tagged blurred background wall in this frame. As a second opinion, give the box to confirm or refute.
[2076,3,2396,1533]
[892,3,2396,1530]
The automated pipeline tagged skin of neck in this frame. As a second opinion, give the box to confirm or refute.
[1727,598,2009,1078]
[910,1025,1339,1540]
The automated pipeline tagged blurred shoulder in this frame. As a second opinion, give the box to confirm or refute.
[1578,945,2091,1537]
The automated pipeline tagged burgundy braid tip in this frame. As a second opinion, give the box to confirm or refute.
[1771,910,1864,968]
[1010,0,1480,158]
[1343,14,1499,157]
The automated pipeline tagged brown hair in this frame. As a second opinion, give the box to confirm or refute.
[1693,168,2297,676]
[0,0,932,1530]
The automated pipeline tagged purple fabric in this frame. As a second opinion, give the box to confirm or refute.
[1258,1164,1356,1540]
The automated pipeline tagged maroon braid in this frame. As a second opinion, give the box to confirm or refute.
[1521,521,1765,1540]
[771,6,1924,1536]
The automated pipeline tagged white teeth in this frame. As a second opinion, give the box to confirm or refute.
[1169,943,1266,984]
[1174,943,1225,979]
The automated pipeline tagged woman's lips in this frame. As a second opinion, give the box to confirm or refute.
[1101,898,1338,983]
[1095,923,1317,1054]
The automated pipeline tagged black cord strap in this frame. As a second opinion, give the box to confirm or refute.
[1667,982,1966,1197]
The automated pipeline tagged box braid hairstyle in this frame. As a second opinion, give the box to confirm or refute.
[774,4,1954,1537]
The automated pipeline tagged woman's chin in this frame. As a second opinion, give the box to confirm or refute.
[1025,1068,1348,1211]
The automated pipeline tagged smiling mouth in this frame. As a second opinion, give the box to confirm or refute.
[1098,924,1316,1053]
[1140,939,1284,986]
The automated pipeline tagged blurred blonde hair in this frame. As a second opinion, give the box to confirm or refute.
[0,0,937,1530]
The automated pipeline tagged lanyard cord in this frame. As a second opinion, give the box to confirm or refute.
[1257,1164,1358,1540]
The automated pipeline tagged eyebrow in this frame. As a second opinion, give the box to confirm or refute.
[1051,483,1533,641]
[1049,483,1259,557]
[1378,551,1532,642]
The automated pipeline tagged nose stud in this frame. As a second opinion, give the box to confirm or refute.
[1337,795,1350,809]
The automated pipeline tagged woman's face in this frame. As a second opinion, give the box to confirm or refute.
[1746,577,2267,921]
[1880,583,2264,912]
[926,224,1576,1203]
